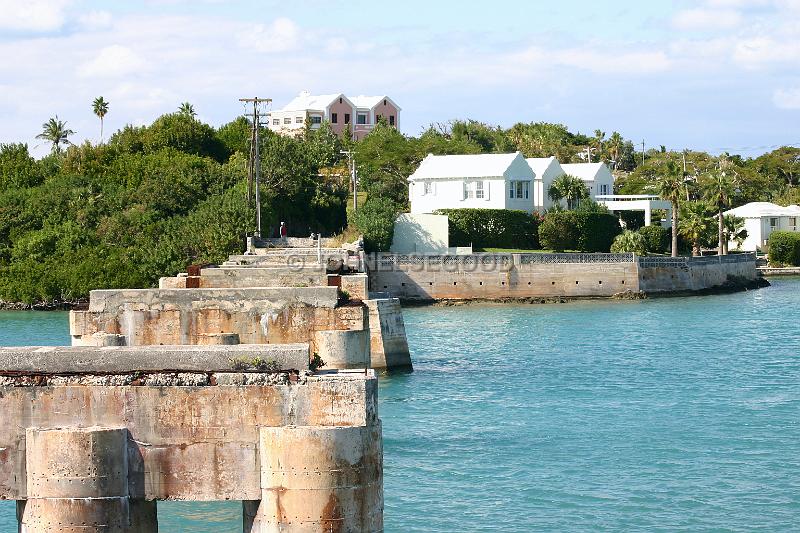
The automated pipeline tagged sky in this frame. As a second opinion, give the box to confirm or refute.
[1,0,799,158]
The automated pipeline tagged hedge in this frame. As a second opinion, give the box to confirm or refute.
[434,208,540,250]
[610,230,648,255]
[539,211,621,252]
[637,225,670,255]
[538,211,579,251]
[768,231,800,266]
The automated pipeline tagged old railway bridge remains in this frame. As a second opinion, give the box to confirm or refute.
[0,240,409,532]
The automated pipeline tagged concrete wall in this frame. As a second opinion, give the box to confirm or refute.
[368,253,639,300]
[160,266,328,289]
[637,254,757,293]
[368,252,758,300]
[390,213,450,254]
[70,287,368,355]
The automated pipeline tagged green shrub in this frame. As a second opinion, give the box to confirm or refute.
[538,211,578,251]
[352,197,401,253]
[538,211,622,252]
[768,231,800,266]
[434,208,540,250]
[574,212,622,252]
[637,225,670,254]
[610,230,648,255]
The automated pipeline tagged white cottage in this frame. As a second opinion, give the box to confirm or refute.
[525,157,562,212]
[559,162,615,199]
[408,152,537,214]
[724,202,800,252]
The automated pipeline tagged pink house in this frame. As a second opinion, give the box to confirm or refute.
[267,91,401,140]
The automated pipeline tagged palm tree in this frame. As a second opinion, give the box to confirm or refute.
[178,102,196,117]
[607,131,624,169]
[723,214,747,253]
[92,96,109,143]
[658,160,685,257]
[36,116,74,154]
[679,201,712,256]
[590,129,606,162]
[548,174,589,210]
[702,170,735,255]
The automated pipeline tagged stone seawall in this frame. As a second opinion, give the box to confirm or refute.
[368,253,758,301]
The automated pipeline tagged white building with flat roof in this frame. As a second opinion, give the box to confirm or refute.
[724,202,800,252]
[408,152,537,214]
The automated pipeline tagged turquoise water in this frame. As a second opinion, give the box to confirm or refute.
[2,279,800,531]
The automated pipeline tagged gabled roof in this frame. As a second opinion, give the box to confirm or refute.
[526,157,559,179]
[350,95,402,111]
[725,202,800,218]
[408,152,527,181]
[279,92,346,112]
[560,162,607,182]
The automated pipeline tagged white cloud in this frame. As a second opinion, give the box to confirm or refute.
[672,8,743,30]
[78,10,113,30]
[773,86,800,108]
[237,17,299,53]
[0,0,72,32]
[78,45,146,78]
[732,37,800,67]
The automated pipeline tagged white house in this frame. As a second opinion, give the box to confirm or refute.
[267,91,400,140]
[559,162,615,199]
[525,157,562,212]
[724,202,800,252]
[408,152,537,214]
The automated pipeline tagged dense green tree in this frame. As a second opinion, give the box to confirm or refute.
[0,144,42,190]
[216,116,252,156]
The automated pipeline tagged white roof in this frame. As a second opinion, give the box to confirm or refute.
[725,202,800,218]
[350,95,384,109]
[526,157,558,179]
[409,152,525,181]
[560,162,606,182]
[279,92,342,112]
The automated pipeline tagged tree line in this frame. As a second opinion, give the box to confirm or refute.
[1,103,798,303]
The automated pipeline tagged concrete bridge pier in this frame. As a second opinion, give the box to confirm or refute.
[18,426,156,533]
[243,424,384,532]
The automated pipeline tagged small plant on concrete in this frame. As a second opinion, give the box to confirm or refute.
[339,289,351,301]
[251,357,280,372]
[228,357,250,371]
[310,352,326,372]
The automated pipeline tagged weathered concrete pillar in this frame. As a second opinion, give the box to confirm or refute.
[314,329,370,370]
[20,427,156,533]
[244,424,383,532]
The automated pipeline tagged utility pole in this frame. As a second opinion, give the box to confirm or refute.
[641,140,646,166]
[240,97,272,238]
[341,150,358,212]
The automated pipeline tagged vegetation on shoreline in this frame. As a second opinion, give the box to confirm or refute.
[1,106,798,303]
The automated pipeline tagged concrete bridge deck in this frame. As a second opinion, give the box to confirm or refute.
[0,345,383,532]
